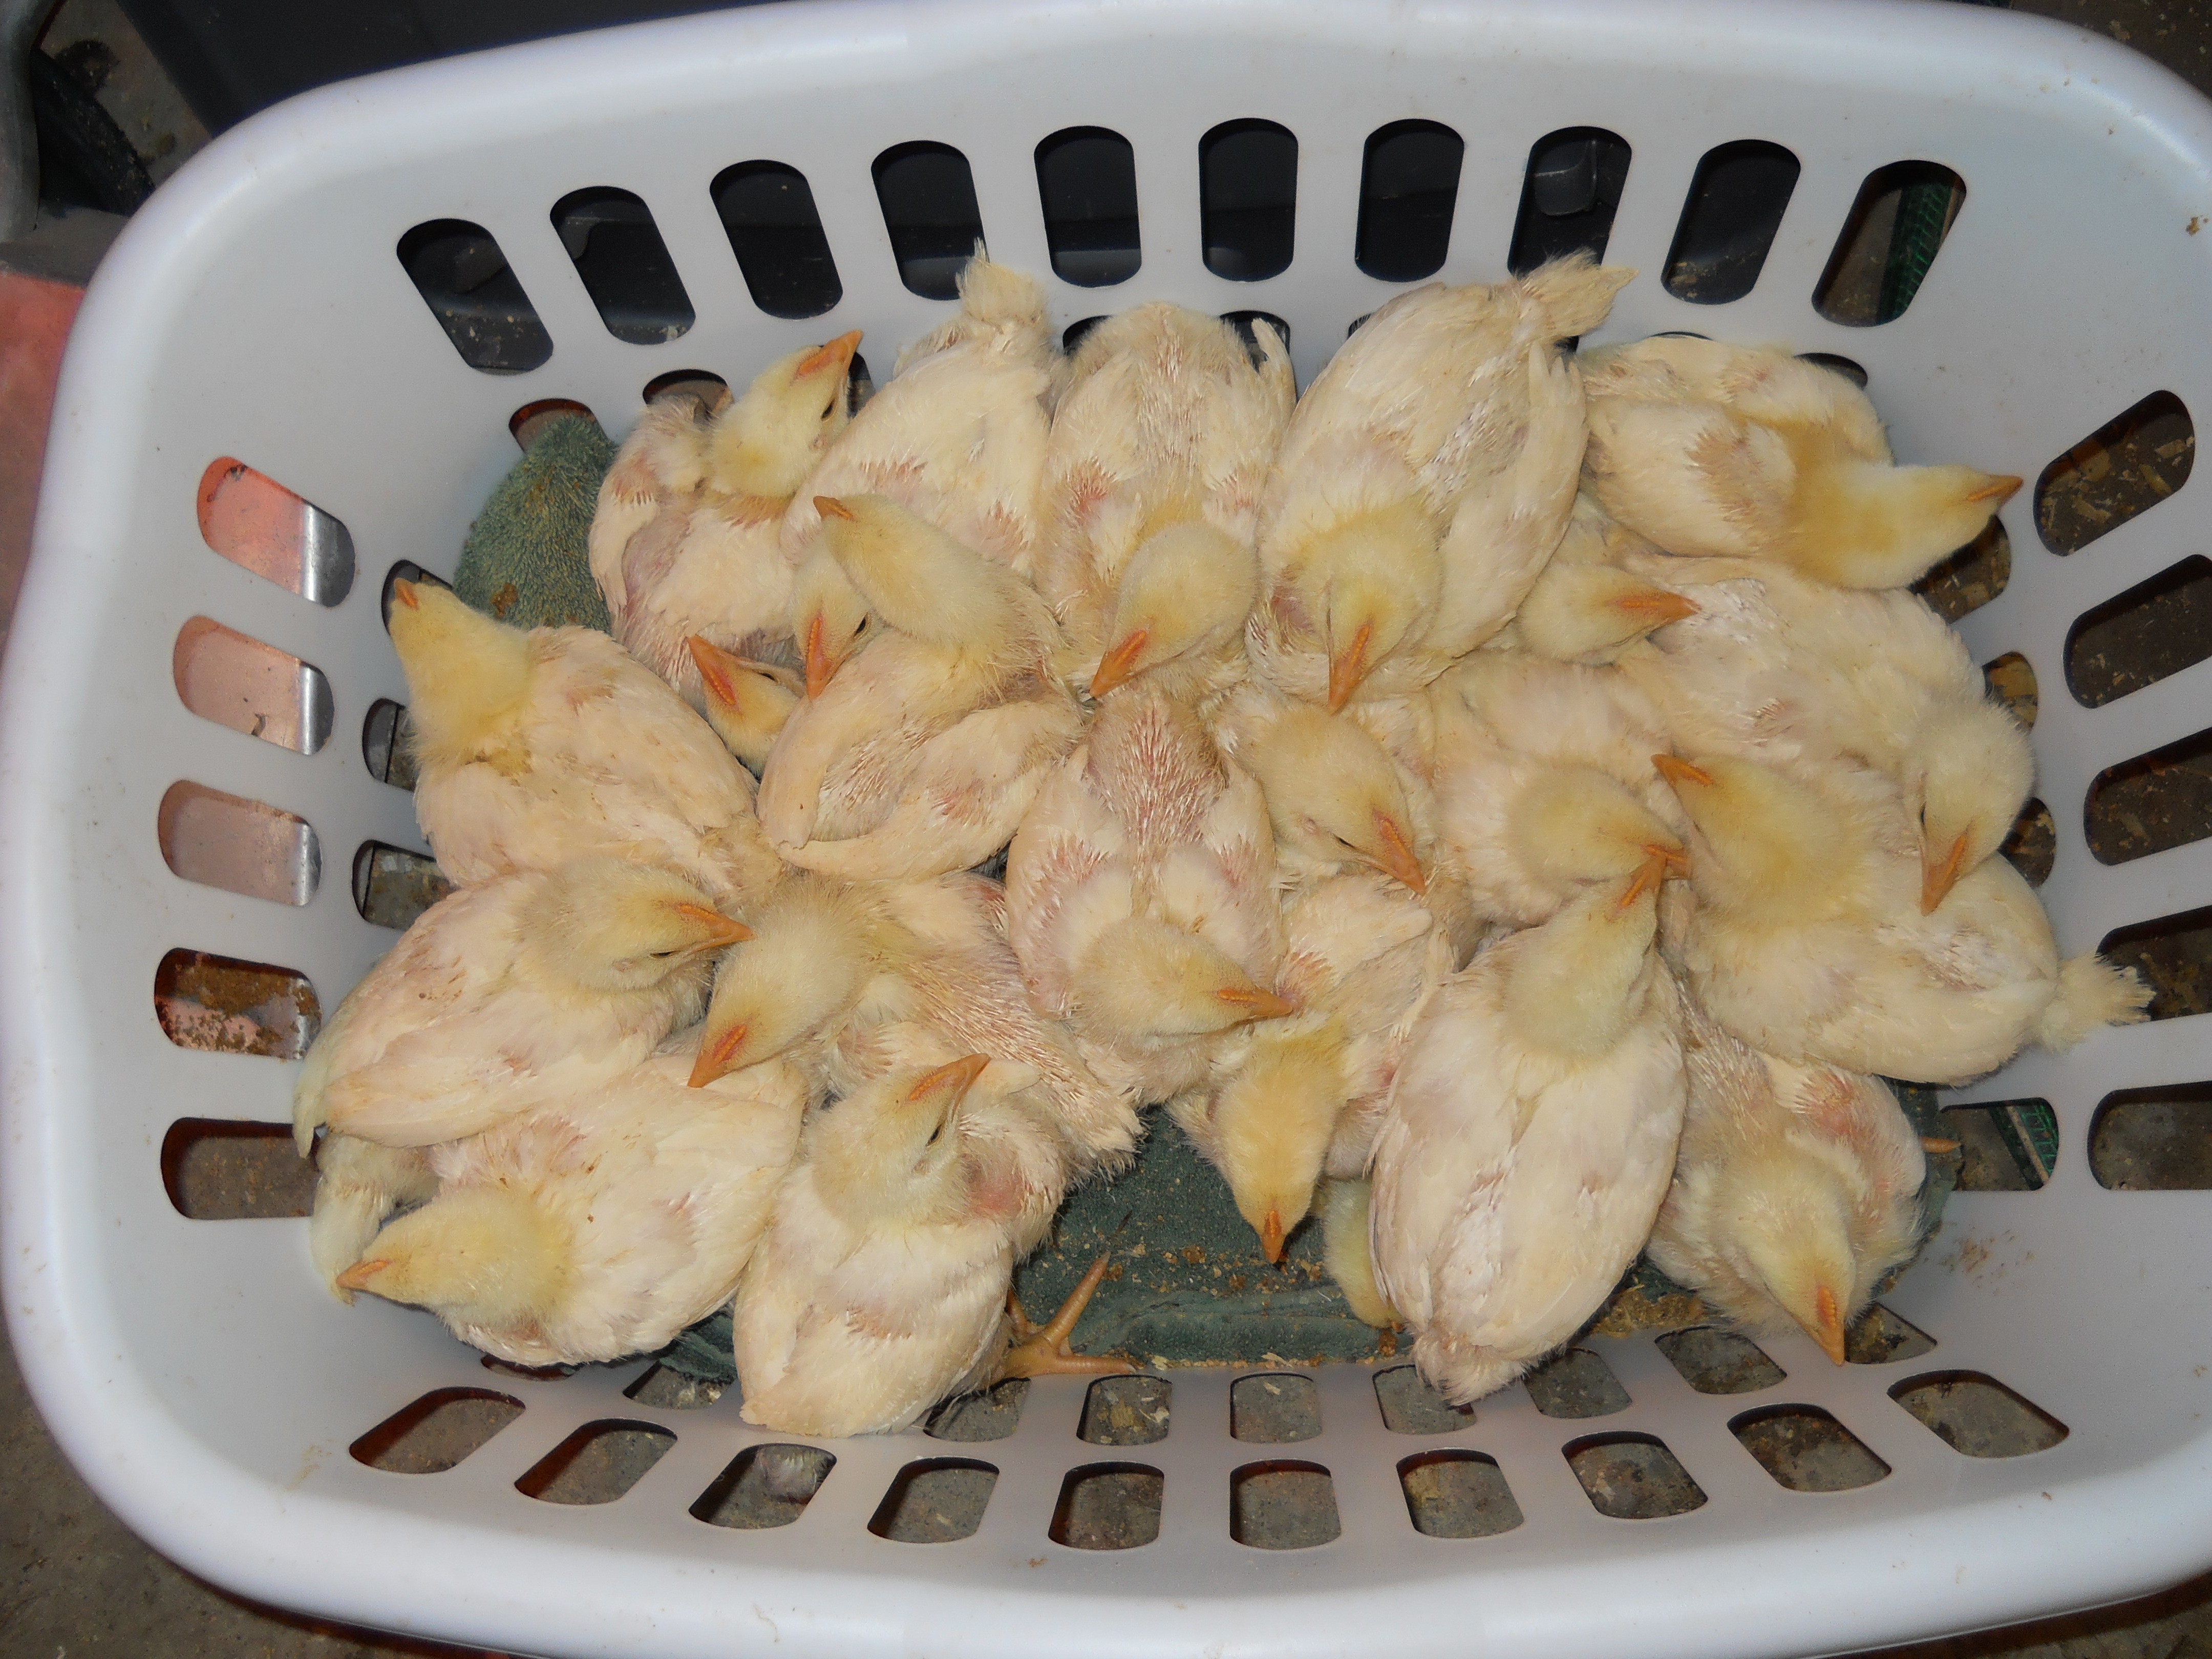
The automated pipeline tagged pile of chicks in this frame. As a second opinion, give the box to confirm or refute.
[296,249,2149,1436]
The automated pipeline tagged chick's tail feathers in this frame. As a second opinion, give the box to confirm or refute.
[2037,952,2154,1053]
[1412,1328,1526,1409]
[1520,251,1638,343]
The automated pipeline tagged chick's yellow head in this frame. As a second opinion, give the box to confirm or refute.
[1242,705,1428,894]
[1655,754,1853,921]
[1208,1033,1346,1263]
[688,637,800,773]
[385,581,533,769]
[689,879,877,1087]
[1507,765,1688,890]
[1093,520,1258,697]
[338,1187,570,1332]
[790,549,873,697]
[523,859,750,994]
[815,493,1031,661]
[1514,560,1696,664]
[1293,500,1440,709]
[1075,916,1293,1043]
[1724,1150,1863,1365]
[811,1053,988,1226]
[706,332,859,500]
[1912,699,2033,913]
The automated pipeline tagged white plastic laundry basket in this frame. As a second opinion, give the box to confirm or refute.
[7,0,2212,1652]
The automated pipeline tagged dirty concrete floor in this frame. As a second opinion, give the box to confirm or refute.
[9,0,2212,1653]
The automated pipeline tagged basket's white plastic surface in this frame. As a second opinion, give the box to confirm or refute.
[7,0,2212,1653]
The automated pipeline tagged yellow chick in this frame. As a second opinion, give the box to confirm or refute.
[1658,752,2149,1083]
[1430,651,1687,928]
[1611,552,2032,912]
[292,860,749,1151]
[1212,685,1432,896]
[732,1054,1120,1437]
[1579,335,2020,588]
[308,1134,436,1303]
[590,333,860,700]
[690,870,1141,1171]
[1172,871,1449,1263]
[783,253,1061,693]
[756,495,1082,881]
[1249,253,1632,709]
[1036,302,1294,706]
[1006,684,1288,1104]
[1368,858,1687,1405]
[1502,497,1695,664]
[1648,1003,1927,1364]
[687,636,800,774]
[335,1031,809,1367]
[389,581,784,907]
[1320,1177,1398,1329]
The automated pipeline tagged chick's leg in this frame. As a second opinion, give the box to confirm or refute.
[999,1254,1137,1379]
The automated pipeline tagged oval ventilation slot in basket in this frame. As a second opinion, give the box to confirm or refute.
[1522,1347,1630,1418]
[1050,1462,1164,1550]
[1661,139,1799,305]
[1229,1460,1339,1549]
[2099,903,2212,1023]
[363,699,418,791]
[154,947,318,1058]
[1800,352,1867,388]
[1982,651,2037,730]
[1508,127,1631,275]
[160,1119,317,1219]
[2067,554,2212,709]
[351,1388,523,1474]
[924,1378,1029,1442]
[2001,798,2056,887]
[691,1443,835,1528]
[1655,1327,1785,1395]
[640,370,725,409]
[2091,1083,2212,1189]
[1889,1372,2067,1457]
[1913,519,2009,623]
[1563,1433,1706,1519]
[509,397,597,450]
[1941,1098,2057,1190]
[868,1458,998,1542]
[2035,390,2194,555]
[1373,1364,1477,1434]
[353,841,451,932]
[1200,118,1298,282]
[551,187,695,345]
[379,559,451,630]
[1355,119,1465,283]
[158,781,318,906]
[396,219,553,373]
[1230,1373,1320,1442]
[712,160,843,318]
[873,142,985,301]
[197,459,355,605]
[1223,310,1290,367]
[1035,126,1141,287]
[1063,315,1107,355]
[1729,1405,1890,1492]
[1845,1303,1938,1366]
[1812,161,1965,327]
[1079,1375,1171,1446]
[516,1419,676,1504]
[173,616,332,754]
[2085,728,2212,866]
[1398,1452,1522,1539]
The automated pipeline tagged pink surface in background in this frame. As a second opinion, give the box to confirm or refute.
[0,272,83,650]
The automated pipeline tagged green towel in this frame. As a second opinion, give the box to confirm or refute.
[454,413,615,631]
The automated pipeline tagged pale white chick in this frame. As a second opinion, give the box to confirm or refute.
[1249,253,1632,708]
[732,1054,1124,1437]
[1036,302,1294,706]
[1369,858,1687,1406]
[590,333,860,699]
[1211,684,1432,897]
[687,636,800,774]
[757,494,1082,881]
[1580,336,2020,588]
[783,253,1061,694]
[292,860,748,1150]
[1658,753,2149,1083]
[308,1135,435,1303]
[1173,871,1449,1266]
[390,581,784,908]
[1006,684,1287,1105]
[1611,552,2032,912]
[1648,1003,1927,1364]
[335,1032,810,1367]
[689,870,1140,1171]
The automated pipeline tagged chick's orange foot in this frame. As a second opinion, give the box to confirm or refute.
[999,1253,1137,1379]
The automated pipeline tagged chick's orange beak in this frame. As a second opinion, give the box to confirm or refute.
[797,330,862,379]
[1921,830,1970,914]
[909,1053,992,1103]
[1645,841,1692,877]
[1328,620,1374,712]
[1216,985,1298,1023]
[336,1258,389,1292]
[1613,588,1698,626]
[1371,810,1428,896]
[391,578,420,610]
[1615,848,1671,914]
[688,1021,749,1088]
[1811,1282,1847,1366]
[1966,475,2024,505]
[1089,629,1149,699]
[1259,1206,1287,1265]
[813,495,858,522]
[1651,753,1712,791]
[688,635,740,707]
[673,902,753,948]
[803,612,836,698]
